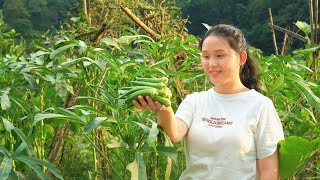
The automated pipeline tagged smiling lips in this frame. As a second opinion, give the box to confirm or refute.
[209,70,222,76]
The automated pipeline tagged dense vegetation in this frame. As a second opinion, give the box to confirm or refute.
[0,0,78,38]
[0,0,314,54]
[0,0,319,179]
[177,0,311,54]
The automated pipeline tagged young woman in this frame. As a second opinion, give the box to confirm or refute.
[133,24,284,180]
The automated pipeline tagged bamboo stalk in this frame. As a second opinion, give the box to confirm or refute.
[88,0,92,25]
[40,86,45,172]
[310,0,314,43]
[312,0,319,81]
[268,24,308,43]
[120,6,161,40]
[269,8,278,55]
[93,130,97,180]
[315,0,318,43]
[84,0,87,16]
[281,33,289,55]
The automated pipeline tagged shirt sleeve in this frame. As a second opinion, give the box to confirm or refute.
[255,99,285,159]
[175,94,195,128]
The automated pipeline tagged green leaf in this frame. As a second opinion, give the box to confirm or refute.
[76,96,118,111]
[30,50,50,59]
[311,137,320,149]
[83,117,108,134]
[149,58,168,68]
[157,147,177,161]
[78,40,87,55]
[1,89,10,110]
[100,38,121,50]
[133,122,149,134]
[286,74,320,111]
[55,74,67,98]
[0,156,12,180]
[202,23,212,30]
[106,139,129,149]
[50,43,78,59]
[22,73,39,94]
[0,146,11,157]
[293,45,320,54]
[118,35,146,45]
[294,21,311,36]
[60,57,93,67]
[7,170,19,180]
[12,142,27,157]
[1,118,27,142]
[56,107,86,124]
[146,120,159,152]
[278,136,315,179]
[33,113,69,126]
[22,156,63,180]
[68,105,110,118]
[267,74,286,95]
[14,155,49,180]
[126,152,147,180]
[165,157,172,180]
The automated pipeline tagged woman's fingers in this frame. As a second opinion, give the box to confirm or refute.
[132,99,144,109]
[154,101,164,109]
[145,96,158,109]
[137,96,151,109]
[132,96,163,110]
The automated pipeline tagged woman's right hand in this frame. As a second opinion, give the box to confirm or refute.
[132,96,164,111]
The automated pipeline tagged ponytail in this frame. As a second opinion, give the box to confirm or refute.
[240,54,260,91]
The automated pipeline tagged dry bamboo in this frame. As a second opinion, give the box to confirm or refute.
[269,8,279,55]
[310,0,315,43]
[281,33,289,55]
[269,24,308,43]
[315,0,318,43]
[84,0,87,16]
[120,6,161,40]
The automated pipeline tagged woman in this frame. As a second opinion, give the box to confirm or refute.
[133,24,284,180]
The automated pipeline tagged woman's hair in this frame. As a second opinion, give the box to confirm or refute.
[199,24,260,91]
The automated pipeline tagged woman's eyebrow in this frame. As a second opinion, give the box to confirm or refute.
[202,49,226,53]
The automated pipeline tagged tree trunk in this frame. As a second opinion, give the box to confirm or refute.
[47,122,70,166]
[95,129,111,179]
[46,84,82,172]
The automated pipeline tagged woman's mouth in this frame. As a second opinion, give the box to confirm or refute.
[209,70,222,76]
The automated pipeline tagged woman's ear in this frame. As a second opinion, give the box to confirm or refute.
[240,51,247,65]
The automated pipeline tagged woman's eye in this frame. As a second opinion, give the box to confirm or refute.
[217,54,225,58]
[201,55,209,59]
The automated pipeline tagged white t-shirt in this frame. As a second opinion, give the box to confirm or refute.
[175,88,284,180]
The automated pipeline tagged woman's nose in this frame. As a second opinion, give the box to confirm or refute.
[208,58,218,67]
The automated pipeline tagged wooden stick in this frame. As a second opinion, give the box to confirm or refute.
[120,6,161,40]
[88,0,91,25]
[311,0,319,80]
[83,0,87,16]
[281,33,288,55]
[315,0,318,43]
[90,19,114,42]
[310,0,314,43]
[268,23,308,43]
[269,8,278,55]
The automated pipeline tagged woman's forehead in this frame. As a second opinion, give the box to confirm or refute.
[202,36,233,52]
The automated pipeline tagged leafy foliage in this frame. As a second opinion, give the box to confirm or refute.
[177,0,310,54]
[0,1,319,180]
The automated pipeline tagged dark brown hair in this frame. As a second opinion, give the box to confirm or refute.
[199,24,260,91]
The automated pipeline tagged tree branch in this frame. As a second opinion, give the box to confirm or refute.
[120,6,161,40]
[268,23,308,43]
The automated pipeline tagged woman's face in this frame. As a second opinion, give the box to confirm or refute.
[201,35,242,87]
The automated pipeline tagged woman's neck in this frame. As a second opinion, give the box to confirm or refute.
[213,82,249,94]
